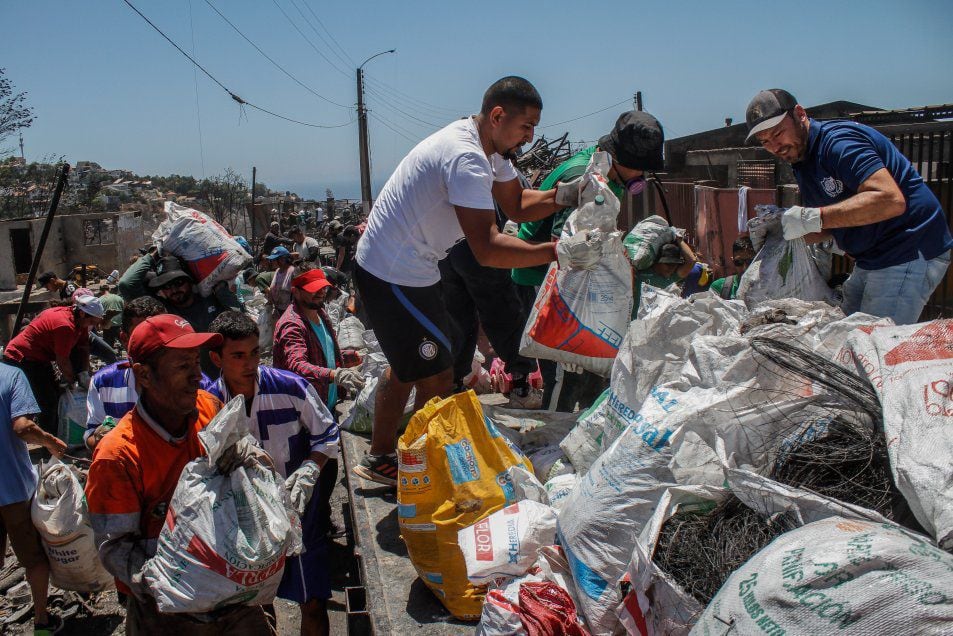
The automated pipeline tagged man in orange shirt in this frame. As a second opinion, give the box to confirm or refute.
[85,315,272,634]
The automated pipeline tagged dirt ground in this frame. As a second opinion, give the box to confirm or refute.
[1,470,356,635]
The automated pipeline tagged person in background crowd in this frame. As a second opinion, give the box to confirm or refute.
[290,227,321,263]
[632,239,700,316]
[710,236,756,300]
[513,110,667,412]
[261,221,294,259]
[122,255,239,376]
[36,271,76,301]
[745,88,953,324]
[273,267,358,551]
[86,315,272,635]
[98,283,125,347]
[0,361,67,635]
[2,295,103,434]
[274,267,362,409]
[208,311,339,636]
[84,296,213,451]
[267,246,296,319]
[334,225,361,275]
[352,76,597,484]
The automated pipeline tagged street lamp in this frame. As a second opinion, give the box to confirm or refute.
[357,48,396,213]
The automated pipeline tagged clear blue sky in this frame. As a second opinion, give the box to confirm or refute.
[3,0,951,200]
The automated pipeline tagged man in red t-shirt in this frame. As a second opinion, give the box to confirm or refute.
[3,297,104,434]
[85,315,272,635]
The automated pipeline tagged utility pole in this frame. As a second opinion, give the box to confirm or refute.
[634,91,643,112]
[250,166,257,243]
[18,131,24,160]
[356,49,396,215]
[357,67,371,214]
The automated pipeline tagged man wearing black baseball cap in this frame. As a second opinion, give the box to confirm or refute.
[511,109,665,411]
[745,88,952,324]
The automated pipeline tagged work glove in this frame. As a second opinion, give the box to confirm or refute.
[781,206,823,240]
[216,435,275,476]
[334,366,365,393]
[284,460,321,518]
[553,176,584,208]
[555,232,602,270]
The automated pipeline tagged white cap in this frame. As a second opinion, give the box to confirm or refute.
[75,295,105,318]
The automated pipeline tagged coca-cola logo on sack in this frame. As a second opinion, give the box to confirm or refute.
[924,379,953,417]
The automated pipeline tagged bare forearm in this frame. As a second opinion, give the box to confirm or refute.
[508,189,562,223]
[471,234,555,269]
[56,356,75,382]
[14,418,63,455]
[819,190,905,229]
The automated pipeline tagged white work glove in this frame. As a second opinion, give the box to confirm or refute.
[555,232,602,270]
[781,206,823,240]
[216,436,275,476]
[334,366,365,393]
[561,362,585,374]
[553,176,584,208]
[284,460,321,518]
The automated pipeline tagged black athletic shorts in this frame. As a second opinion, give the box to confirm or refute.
[354,264,454,383]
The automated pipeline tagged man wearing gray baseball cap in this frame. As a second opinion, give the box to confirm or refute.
[745,88,952,324]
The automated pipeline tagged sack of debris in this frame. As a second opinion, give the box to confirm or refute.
[31,459,114,592]
[57,388,88,446]
[459,500,557,585]
[736,205,835,308]
[691,516,953,635]
[477,570,590,636]
[153,202,251,297]
[336,314,365,351]
[397,391,534,620]
[836,319,953,549]
[142,396,299,612]
[340,340,416,433]
[622,215,676,271]
[520,152,632,377]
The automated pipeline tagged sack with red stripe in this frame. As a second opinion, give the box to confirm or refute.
[143,396,301,612]
[519,152,632,377]
[458,500,557,585]
[153,201,252,297]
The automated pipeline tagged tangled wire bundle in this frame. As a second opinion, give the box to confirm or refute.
[653,498,796,605]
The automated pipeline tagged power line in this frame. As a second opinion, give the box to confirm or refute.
[364,73,466,116]
[538,98,631,129]
[301,0,355,66]
[203,0,351,109]
[121,0,354,128]
[364,84,446,129]
[370,113,418,144]
[187,0,206,178]
[370,110,422,143]
[363,76,466,119]
[269,0,351,79]
[286,0,353,72]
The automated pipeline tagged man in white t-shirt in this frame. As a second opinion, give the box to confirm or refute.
[352,76,596,486]
[290,227,321,262]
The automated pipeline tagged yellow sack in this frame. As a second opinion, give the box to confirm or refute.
[397,391,533,620]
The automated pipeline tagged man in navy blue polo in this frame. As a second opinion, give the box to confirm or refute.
[745,88,952,324]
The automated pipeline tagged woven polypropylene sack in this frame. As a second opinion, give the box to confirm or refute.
[691,517,953,635]
[397,391,534,620]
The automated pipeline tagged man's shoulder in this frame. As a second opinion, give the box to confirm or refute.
[196,389,223,417]
[258,366,310,399]
[92,361,131,388]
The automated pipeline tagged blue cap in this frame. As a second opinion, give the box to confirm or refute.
[267,246,291,260]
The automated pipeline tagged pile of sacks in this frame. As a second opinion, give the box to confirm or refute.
[463,283,953,635]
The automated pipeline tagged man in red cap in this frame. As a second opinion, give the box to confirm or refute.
[85,315,272,634]
[273,266,363,410]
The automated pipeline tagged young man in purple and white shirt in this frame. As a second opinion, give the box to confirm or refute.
[207,310,339,636]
